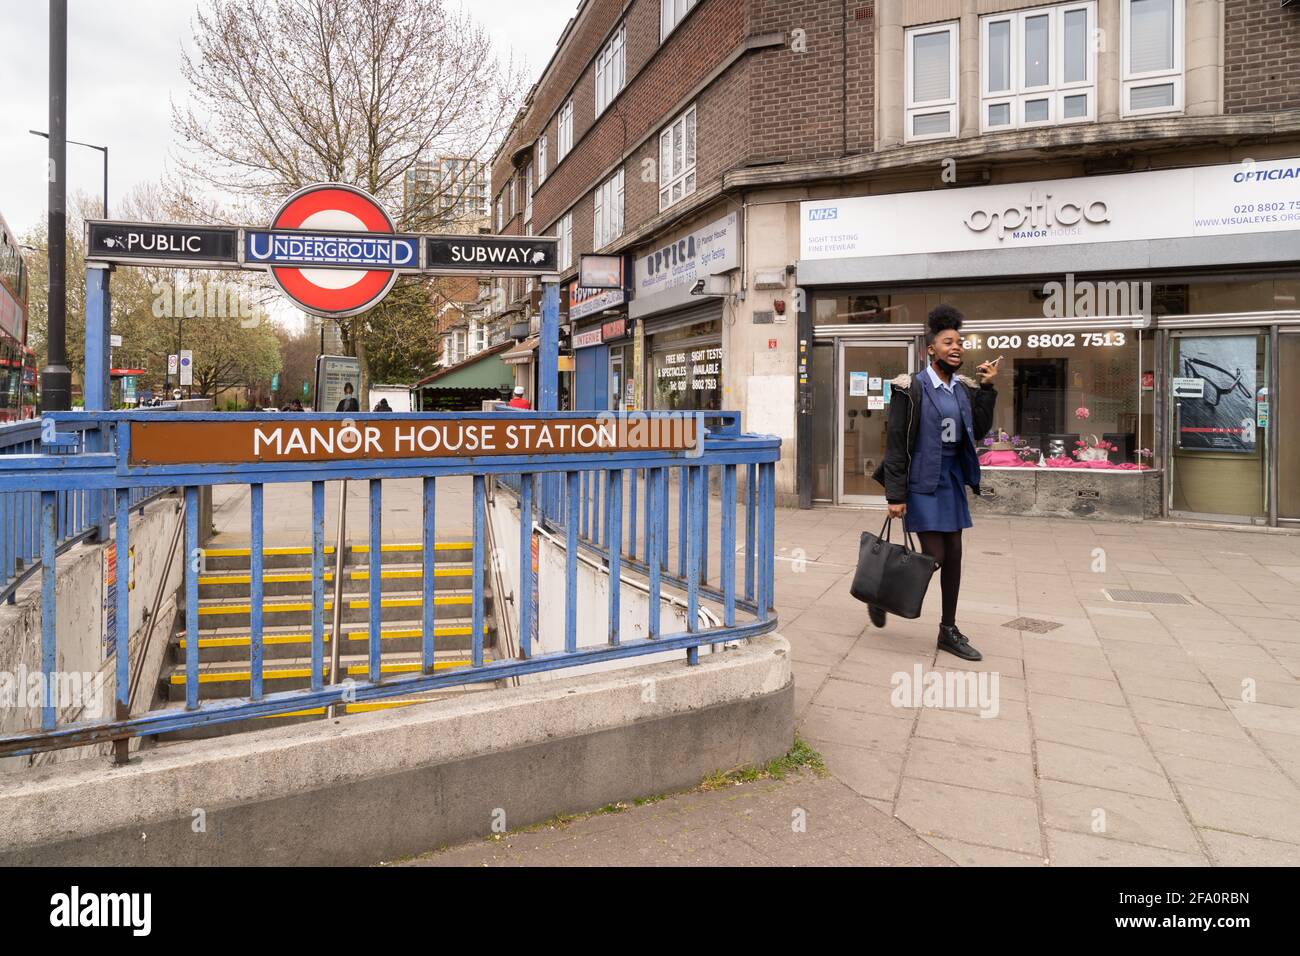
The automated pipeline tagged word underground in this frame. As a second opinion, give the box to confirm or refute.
[245,233,416,267]
[0,666,103,717]
[890,664,1000,718]
[50,887,151,936]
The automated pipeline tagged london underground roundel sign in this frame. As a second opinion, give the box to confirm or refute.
[243,183,421,319]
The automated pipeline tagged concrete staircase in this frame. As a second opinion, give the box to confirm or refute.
[156,541,499,739]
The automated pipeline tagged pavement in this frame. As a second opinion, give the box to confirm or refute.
[208,478,1300,866]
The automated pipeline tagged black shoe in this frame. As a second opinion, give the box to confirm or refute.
[938,623,983,661]
[868,605,888,629]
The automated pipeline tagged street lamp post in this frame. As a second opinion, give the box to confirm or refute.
[29,131,108,218]
[40,0,71,412]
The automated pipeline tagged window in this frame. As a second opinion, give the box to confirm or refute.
[594,168,625,248]
[506,176,514,220]
[596,24,626,116]
[557,100,574,162]
[1122,0,1184,116]
[556,212,573,271]
[495,196,503,232]
[537,135,548,185]
[660,0,697,41]
[981,2,1096,132]
[471,319,488,354]
[905,23,959,142]
[658,104,696,211]
[524,162,533,224]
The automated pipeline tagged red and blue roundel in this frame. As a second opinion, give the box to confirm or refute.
[247,183,415,319]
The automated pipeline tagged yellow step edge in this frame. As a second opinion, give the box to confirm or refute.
[203,542,470,558]
[181,626,474,650]
[197,595,473,616]
[197,567,471,586]
[263,699,430,719]
[169,658,479,685]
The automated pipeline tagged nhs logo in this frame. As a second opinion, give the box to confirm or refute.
[808,207,838,222]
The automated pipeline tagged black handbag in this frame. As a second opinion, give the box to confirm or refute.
[848,517,938,619]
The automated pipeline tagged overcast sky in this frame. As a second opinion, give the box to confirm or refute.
[0,0,576,240]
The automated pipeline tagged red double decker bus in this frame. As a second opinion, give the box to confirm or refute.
[0,210,36,421]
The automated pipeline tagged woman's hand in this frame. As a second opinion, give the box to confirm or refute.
[977,357,1001,383]
[888,502,907,519]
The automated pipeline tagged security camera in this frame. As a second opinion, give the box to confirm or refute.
[690,279,706,295]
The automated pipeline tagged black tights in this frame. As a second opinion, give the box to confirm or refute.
[917,531,963,628]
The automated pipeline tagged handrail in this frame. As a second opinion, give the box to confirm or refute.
[327,479,348,718]
[0,411,780,759]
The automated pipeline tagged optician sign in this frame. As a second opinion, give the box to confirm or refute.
[632,212,739,315]
[801,158,1300,259]
[127,416,699,466]
[86,183,560,319]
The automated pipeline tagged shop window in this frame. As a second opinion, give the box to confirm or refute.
[594,167,625,248]
[962,329,1145,467]
[661,0,697,42]
[659,104,696,211]
[980,2,1096,133]
[557,100,574,163]
[596,23,626,116]
[649,319,722,411]
[905,22,959,143]
[1122,0,1183,117]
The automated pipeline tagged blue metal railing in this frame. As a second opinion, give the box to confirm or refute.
[0,413,175,604]
[0,410,780,758]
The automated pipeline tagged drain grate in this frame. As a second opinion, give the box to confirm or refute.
[1104,588,1193,606]
[1002,617,1063,634]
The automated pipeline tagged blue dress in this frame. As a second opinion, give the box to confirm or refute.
[905,383,973,534]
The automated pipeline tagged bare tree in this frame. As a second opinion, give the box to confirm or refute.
[173,0,521,392]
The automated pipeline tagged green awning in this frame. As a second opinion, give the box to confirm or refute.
[416,351,513,391]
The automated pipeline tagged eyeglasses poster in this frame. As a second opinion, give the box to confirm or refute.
[1175,335,1258,453]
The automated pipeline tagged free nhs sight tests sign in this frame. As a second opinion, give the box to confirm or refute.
[801,157,1300,260]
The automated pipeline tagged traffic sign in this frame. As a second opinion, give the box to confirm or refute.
[244,183,420,319]
[167,354,178,375]
[179,350,193,387]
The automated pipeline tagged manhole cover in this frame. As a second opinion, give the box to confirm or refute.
[1104,588,1192,606]
[1002,617,1063,633]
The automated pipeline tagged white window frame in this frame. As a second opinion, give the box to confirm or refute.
[660,0,697,42]
[524,162,533,225]
[905,22,960,143]
[594,167,625,249]
[595,24,626,116]
[658,104,697,212]
[536,135,548,185]
[979,2,1097,134]
[557,100,574,163]
[495,196,503,232]
[1121,0,1184,117]
[506,176,514,220]
[556,212,573,271]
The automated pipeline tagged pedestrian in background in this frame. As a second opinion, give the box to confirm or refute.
[335,381,360,412]
[507,386,530,409]
[870,305,999,660]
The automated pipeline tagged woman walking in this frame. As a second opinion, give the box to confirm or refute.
[869,305,999,660]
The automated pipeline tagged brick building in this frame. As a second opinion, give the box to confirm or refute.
[492,0,1300,525]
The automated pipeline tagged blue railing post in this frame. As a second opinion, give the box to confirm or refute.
[311,481,325,691]
[249,483,265,701]
[368,480,383,682]
[422,476,437,673]
[114,489,131,722]
[518,474,533,659]
[565,471,579,654]
[607,469,621,644]
[722,464,736,628]
[40,491,57,731]
[471,475,485,668]
[647,467,661,641]
[85,265,112,542]
[184,486,201,710]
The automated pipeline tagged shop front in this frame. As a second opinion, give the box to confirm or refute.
[568,278,631,411]
[630,211,739,413]
[797,157,1300,524]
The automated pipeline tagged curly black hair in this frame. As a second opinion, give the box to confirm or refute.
[926,304,965,345]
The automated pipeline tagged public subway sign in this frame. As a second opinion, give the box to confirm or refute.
[86,222,240,268]
[84,182,560,318]
[424,235,558,276]
[126,416,700,466]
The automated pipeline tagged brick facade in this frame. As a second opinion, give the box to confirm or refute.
[1223,0,1300,114]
